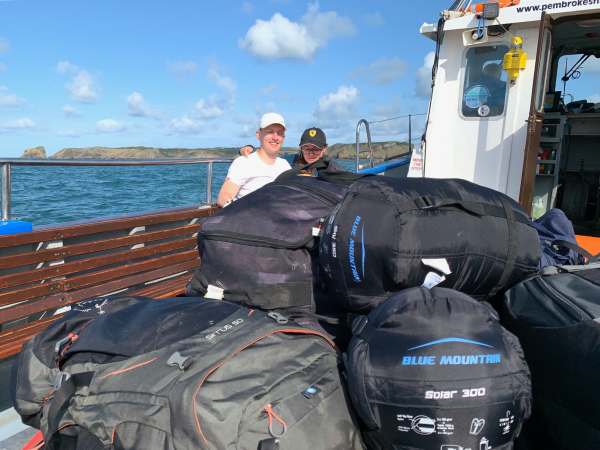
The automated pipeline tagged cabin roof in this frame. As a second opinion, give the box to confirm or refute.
[421,0,600,39]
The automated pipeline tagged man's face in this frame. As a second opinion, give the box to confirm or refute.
[301,144,326,164]
[257,124,285,156]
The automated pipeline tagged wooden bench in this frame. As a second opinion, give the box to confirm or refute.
[0,205,218,361]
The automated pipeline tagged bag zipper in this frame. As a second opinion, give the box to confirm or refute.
[276,182,341,205]
[536,277,594,322]
[201,182,341,249]
[192,328,335,446]
[200,230,313,249]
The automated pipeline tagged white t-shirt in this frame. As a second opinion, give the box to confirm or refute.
[227,151,291,200]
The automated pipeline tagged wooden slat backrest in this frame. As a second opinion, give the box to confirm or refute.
[0,205,218,332]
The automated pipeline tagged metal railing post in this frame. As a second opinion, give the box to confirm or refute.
[206,161,213,205]
[408,114,412,153]
[1,163,11,221]
[355,119,373,171]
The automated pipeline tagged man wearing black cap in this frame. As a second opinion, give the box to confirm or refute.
[296,127,327,166]
[291,127,341,177]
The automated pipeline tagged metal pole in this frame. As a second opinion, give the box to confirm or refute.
[355,122,362,172]
[1,163,11,221]
[408,114,412,153]
[355,119,373,171]
[206,161,213,205]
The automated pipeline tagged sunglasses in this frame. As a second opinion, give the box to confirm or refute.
[301,146,324,154]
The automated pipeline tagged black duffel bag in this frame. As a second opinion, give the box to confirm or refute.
[319,177,540,313]
[504,262,600,450]
[346,287,532,450]
[187,175,348,313]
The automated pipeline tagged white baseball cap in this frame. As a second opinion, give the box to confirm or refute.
[260,112,286,130]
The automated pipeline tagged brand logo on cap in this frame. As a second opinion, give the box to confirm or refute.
[309,129,317,137]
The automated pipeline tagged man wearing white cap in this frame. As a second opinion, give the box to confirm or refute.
[217,112,291,207]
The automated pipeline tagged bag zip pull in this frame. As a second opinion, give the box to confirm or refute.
[264,403,287,438]
[267,312,289,324]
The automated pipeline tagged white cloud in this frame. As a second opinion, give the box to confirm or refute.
[56,60,78,74]
[0,38,8,53]
[195,98,224,119]
[208,64,236,98]
[242,1,253,13]
[317,85,359,116]
[354,57,406,85]
[416,51,435,98]
[168,115,205,134]
[302,3,355,47]
[96,118,125,133]
[590,94,600,103]
[0,86,26,107]
[239,3,355,60]
[68,71,97,102]
[167,60,199,77]
[56,60,98,103]
[0,117,35,132]
[314,85,359,129]
[364,12,384,27]
[63,105,80,117]
[127,91,160,118]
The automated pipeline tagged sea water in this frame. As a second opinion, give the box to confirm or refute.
[4,158,358,226]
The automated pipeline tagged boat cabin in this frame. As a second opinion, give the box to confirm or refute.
[411,0,600,250]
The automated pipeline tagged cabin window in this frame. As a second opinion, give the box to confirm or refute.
[461,45,509,118]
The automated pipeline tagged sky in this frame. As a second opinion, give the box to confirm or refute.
[0,0,450,157]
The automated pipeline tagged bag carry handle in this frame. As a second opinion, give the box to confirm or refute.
[550,239,593,261]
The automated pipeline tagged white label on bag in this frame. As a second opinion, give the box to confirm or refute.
[422,271,446,289]
[204,284,224,300]
[54,306,72,315]
[421,258,452,275]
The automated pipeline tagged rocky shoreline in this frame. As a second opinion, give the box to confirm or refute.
[20,142,410,161]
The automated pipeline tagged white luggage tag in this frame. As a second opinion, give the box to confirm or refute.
[421,258,452,289]
[204,284,224,300]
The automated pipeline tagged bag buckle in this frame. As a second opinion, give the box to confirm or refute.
[54,371,71,390]
[167,352,192,371]
[54,332,79,355]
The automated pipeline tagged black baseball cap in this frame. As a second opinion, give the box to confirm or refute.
[299,127,327,149]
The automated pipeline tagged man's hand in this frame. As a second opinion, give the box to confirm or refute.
[239,145,254,157]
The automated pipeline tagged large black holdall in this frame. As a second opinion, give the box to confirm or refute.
[346,287,532,450]
[504,263,600,450]
[319,177,540,313]
[12,296,363,450]
[187,176,348,313]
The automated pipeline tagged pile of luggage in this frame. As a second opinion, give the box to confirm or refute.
[11,173,599,450]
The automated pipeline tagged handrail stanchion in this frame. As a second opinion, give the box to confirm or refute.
[355,119,373,171]
[408,114,412,153]
[1,163,11,221]
[206,161,213,205]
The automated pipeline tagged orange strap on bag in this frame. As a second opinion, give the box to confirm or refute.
[21,431,44,450]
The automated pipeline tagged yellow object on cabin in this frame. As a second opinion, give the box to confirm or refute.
[503,36,527,82]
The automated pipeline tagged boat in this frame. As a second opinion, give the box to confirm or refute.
[2,0,600,447]
[408,0,600,253]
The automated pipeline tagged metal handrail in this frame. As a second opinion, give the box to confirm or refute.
[0,158,234,221]
[355,114,427,171]
[355,119,373,171]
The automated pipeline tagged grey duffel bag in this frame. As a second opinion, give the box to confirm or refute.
[12,296,363,449]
